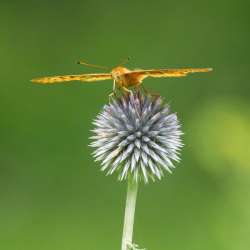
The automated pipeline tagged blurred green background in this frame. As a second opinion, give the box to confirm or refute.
[1,0,250,249]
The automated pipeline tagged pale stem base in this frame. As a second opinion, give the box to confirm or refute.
[121,178,139,250]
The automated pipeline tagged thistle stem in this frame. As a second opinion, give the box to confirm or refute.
[121,178,139,250]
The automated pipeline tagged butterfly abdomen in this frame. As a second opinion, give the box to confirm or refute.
[123,74,142,87]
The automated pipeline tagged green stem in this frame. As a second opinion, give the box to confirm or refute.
[121,178,139,250]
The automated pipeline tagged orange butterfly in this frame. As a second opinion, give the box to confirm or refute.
[31,60,212,95]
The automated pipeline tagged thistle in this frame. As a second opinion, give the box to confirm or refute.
[90,91,183,250]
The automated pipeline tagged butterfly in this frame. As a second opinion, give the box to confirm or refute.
[31,60,212,95]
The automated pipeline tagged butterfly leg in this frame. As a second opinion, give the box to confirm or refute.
[127,242,146,250]
[141,84,159,97]
[109,80,117,102]
[141,84,149,94]
[122,86,133,96]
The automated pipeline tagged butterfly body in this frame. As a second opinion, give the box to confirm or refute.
[111,66,141,88]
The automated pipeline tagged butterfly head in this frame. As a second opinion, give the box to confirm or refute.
[111,66,130,80]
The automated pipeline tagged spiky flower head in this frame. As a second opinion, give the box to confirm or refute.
[90,91,183,183]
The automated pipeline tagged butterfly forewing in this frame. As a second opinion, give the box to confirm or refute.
[31,73,112,84]
[124,68,212,82]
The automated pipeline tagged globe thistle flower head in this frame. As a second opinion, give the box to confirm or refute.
[90,91,183,183]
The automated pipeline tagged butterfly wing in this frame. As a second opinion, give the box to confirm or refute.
[31,73,112,84]
[124,68,212,83]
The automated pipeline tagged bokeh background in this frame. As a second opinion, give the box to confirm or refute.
[1,0,250,249]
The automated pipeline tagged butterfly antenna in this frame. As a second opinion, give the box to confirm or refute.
[118,57,131,66]
[77,60,109,70]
